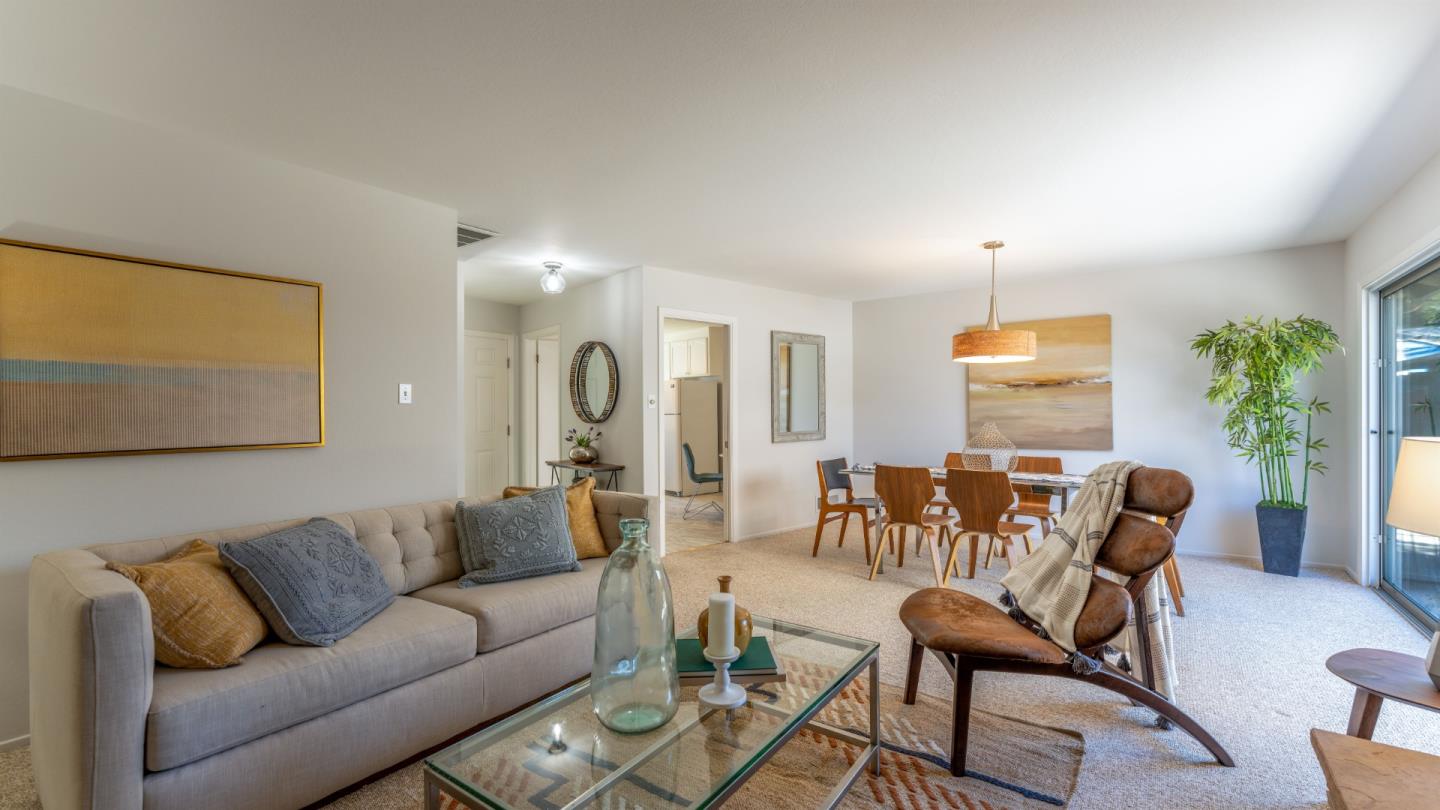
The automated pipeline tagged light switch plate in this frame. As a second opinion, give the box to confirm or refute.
[398,383,412,404]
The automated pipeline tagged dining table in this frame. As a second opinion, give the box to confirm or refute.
[842,464,1086,509]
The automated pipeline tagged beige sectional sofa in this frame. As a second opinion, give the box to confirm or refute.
[28,491,653,810]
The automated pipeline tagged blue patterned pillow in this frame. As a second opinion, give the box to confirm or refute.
[219,518,395,646]
[455,486,580,587]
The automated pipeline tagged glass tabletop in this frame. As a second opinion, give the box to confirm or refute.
[425,615,878,810]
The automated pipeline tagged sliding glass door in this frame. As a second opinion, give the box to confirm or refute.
[1379,262,1440,629]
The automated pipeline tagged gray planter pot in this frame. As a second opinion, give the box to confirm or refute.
[1255,503,1307,577]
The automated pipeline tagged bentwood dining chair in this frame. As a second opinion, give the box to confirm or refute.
[941,468,1035,579]
[1005,455,1064,535]
[870,465,953,587]
[813,458,877,563]
[927,452,966,517]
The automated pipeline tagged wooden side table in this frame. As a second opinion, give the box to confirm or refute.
[1326,648,1440,739]
[545,459,624,490]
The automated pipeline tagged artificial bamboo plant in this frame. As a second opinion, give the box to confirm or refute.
[1191,316,1341,510]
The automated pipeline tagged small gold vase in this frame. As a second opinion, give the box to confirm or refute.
[697,575,753,655]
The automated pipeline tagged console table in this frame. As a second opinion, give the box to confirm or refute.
[545,459,624,490]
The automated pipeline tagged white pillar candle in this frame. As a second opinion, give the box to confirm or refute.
[707,592,735,658]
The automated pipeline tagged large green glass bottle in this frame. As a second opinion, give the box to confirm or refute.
[591,518,679,733]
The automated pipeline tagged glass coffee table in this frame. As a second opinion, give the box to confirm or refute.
[424,616,879,810]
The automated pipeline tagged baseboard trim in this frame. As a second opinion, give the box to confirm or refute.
[0,734,29,752]
[736,522,815,543]
[1175,548,1349,571]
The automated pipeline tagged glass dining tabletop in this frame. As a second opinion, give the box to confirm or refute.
[424,616,879,810]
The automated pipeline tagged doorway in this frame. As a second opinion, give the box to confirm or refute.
[463,331,513,498]
[661,316,731,552]
[522,327,561,486]
[1378,259,1440,629]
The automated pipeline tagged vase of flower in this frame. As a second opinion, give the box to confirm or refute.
[592,518,679,733]
[566,426,601,463]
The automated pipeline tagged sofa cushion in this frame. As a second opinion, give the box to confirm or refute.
[145,596,475,771]
[502,476,609,559]
[220,518,395,646]
[455,487,580,586]
[106,539,267,669]
[410,558,604,653]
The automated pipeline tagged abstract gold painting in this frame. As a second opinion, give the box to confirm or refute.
[0,240,323,460]
[966,314,1112,450]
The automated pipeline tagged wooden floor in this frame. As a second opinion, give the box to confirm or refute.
[664,493,725,552]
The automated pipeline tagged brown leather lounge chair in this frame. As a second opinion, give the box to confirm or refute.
[898,466,1234,776]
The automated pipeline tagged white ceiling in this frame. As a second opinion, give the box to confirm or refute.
[5,1,1440,304]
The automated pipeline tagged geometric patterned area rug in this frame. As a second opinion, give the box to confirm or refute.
[326,673,1083,810]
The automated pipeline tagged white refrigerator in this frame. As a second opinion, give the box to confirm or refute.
[664,377,722,496]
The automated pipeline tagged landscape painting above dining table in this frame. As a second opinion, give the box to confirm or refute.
[966,314,1112,450]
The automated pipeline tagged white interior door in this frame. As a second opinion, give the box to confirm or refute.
[465,334,510,498]
[536,337,560,482]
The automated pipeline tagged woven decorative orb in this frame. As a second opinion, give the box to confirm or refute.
[962,422,1018,472]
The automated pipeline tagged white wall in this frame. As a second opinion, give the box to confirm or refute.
[1343,147,1440,579]
[0,87,461,743]
[641,267,855,542]
[853,243,1351,567]
[464,296,520,334]
[518,269,645,490]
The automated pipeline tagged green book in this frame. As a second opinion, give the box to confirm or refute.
[676,637,777,675]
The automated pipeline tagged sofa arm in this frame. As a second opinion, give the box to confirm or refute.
[591,491,658,552]
[29,549,153,810]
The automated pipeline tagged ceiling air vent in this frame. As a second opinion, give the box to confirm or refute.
[456,223,498,247]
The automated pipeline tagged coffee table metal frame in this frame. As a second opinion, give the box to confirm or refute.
[423,622,879,810]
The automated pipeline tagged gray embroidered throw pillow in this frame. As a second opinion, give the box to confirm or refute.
[219,518,395,646]
[455,486,580,587]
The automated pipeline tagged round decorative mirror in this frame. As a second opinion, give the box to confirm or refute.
[570,341,618,423]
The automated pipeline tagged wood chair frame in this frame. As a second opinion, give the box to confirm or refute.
[940,468,1034,579]
[812,458,876,563]
[1005,455,1063,534]
[869,465,954,587]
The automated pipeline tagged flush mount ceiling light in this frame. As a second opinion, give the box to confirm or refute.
[540,261,567,294]
[951,241,1037,364]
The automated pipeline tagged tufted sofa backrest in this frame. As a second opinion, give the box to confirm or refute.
[86,491,652,595]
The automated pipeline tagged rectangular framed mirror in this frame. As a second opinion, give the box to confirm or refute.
[771,331,825,443]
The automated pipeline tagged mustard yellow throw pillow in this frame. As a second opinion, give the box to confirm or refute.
[108,539,268,668]
[503,477,609,559]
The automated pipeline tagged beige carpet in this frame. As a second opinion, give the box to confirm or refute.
[5,521,1438,809]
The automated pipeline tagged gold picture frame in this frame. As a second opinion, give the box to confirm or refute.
[0,238,324,461]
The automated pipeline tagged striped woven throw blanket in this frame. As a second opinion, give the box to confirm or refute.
[999,460,1143,656]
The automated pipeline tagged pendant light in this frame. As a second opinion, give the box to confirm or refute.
[540,261,567,294]
[951,241,1036,363]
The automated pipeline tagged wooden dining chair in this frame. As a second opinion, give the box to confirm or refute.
[1005,455,1064,535]
[869,465,953,587]
[1160,521,1187,617]
[899,466,1233,776]
[940,468,1035,579]
[927,451,965,517]
[812,458,877,563]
